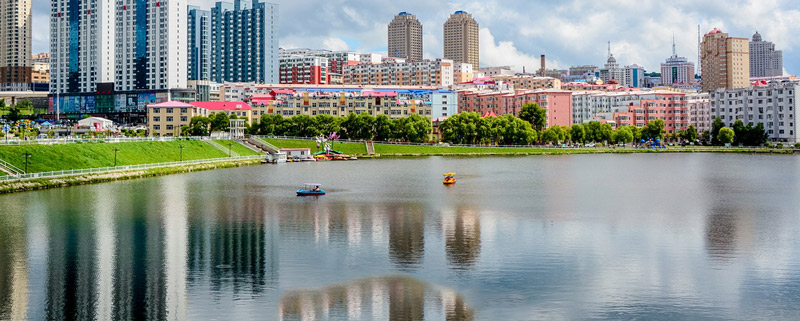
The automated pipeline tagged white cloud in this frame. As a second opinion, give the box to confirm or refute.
[32,0,800,74]
[479,28,561,72]
[322,38,350,51]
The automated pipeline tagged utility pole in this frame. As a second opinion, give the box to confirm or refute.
[114,148,120,167]
[22,151,31,173]
[179,145,184,162]
[227,142,232,157]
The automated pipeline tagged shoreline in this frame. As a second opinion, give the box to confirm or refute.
[0,147,796,195]
[0,159,261,194]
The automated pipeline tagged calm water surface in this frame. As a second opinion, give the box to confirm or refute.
[1,153,799,320]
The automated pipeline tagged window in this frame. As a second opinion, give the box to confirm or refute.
[154,125,161,130]
[153,116,160,122]
[166,116,173,122]
[181,116,188,122]
[166,108,174,113]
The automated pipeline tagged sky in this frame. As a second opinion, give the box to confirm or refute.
[31,0,800,74]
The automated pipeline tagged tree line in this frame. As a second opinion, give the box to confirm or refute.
[184,112,434,143]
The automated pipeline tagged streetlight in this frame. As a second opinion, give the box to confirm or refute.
[179,144,184,162]
[22,151,31,173]
[227,142,232,157]
[114,148,120,167]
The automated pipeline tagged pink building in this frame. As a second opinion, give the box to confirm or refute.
[458,90,573,127]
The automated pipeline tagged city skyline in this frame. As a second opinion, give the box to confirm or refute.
[28,0,800,74]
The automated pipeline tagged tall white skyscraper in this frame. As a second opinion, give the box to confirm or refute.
[50,0,186,94]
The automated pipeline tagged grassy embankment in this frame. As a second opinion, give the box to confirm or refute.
[208,139,262,157]
[0,158,261,194]
[260,138,367,155]
[263,138,796,156]
[0,140,244,173]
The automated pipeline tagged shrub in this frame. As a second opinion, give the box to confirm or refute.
[795,142,800,149]
[764,142,773,148]
[776,143,784,149]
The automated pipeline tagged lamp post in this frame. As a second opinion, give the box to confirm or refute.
[22,151,31,173]
[114,148,120,167]
[179,144,184,162]
[227,142,232,157]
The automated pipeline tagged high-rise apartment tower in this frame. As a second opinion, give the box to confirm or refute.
[443,11,479,68]
[388,12,423,61]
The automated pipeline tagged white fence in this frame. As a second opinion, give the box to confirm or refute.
[0,136,219,146]
[0,155,264,183]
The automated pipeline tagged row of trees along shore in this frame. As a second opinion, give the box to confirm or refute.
[181,103,782,147]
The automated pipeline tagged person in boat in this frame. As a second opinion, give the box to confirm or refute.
[313,186,320,192]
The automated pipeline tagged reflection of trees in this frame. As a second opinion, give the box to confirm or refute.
[389,205,425,268]
[705,209,738,261]
[279,276,474,321]
[0,210,27,320]
[444,206,481,269]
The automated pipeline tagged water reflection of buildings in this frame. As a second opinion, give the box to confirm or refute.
[442,206,481,269]
[279,276,475,321]
[0,204,28,320]
[276,201,483,270]
[187,192,279,296]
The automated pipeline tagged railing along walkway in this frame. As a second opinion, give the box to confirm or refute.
[0,155,264,183]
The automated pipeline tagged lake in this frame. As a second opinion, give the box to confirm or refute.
[1,153,799,320]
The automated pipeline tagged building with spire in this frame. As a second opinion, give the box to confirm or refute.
[700,28,749,92]
[749,31,782,78]
[388,12,423,61]
[443,11,479,68]
[599,42,645,88]
[0,0,32,91]
[660,36,695,86]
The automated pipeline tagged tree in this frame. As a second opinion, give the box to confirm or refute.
[613,126,634,145]
[751,123,768,146]
[257,114,286,135]
[731,120,746,145]
[641,119,666,141]
[711,117,724,145]
[570,124,586,144]
[718,127,735,145]
[182,116,211,136]
[583,121,602,142]
[210,112,230,132]
[684,124,698,142]
[373,114,393,141]
[541,126,566,144]
[595,123,613,143]
[518,103,546,131]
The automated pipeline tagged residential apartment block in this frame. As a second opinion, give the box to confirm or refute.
[211,0,279,84]
[388,12,423,61]
[490,76,562,91]
[0,0,32,90]
[188,6,211,81]
[749,31,783,78]
[343,58,455,87]
[147,100,253,137]
[443,11,479,68]
[572,91,692,134]
[710,80,799,143]
[458,90,573,128]
[701,28,749,92]
[247,87,457,121]
[49,0,190,121]
[279,55,330,85]
[687,93,711,134]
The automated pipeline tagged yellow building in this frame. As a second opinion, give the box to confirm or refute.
[701,28,750,92]
[147,101,253,137]
[492,75,562,90]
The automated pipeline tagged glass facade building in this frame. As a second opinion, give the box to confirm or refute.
[210,0,279,84]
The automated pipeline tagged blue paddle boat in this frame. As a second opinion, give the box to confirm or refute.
[297,183,325,196]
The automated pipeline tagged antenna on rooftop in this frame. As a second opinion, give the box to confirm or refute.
[607,41,611,57]
[697,24,701,76]
[672,32,676,56]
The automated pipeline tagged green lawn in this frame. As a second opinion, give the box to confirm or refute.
[263,138,367,155]
[0,140,230,173]
[212,139,262,156]
[373,144,560,155]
